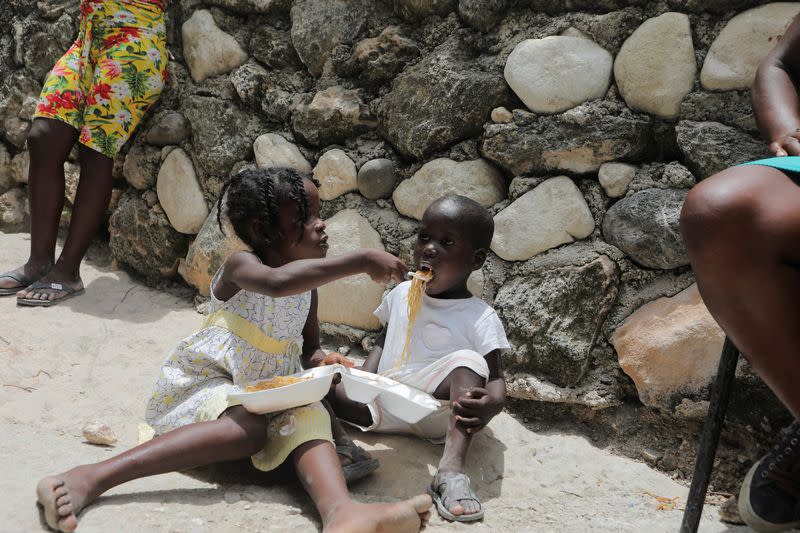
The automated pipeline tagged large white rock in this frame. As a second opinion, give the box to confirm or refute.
[598,162,636,198]
[179,203,249,296]
[317,209,386,330]
[0,144,12,194]
[701,3,800,90]
[253,133,312,173]
[0,187,27,226]
[491,176,594,261]
[182,10,248,83]
[313,149,357,201]
[393,158,505,220]
[11,151,29,184]
[611,284,725,409]
[157,148,208,234]
[614,12,696,119]
[504,36,613,114]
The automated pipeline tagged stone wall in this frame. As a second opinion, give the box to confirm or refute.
[1,0,795,487]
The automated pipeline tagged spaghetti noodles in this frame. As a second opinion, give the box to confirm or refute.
[391,270,434,372]
[245,375,309,392]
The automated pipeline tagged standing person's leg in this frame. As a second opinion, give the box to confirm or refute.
[680,165,800,417]
[0,119,77,293]
[18,144,113,302]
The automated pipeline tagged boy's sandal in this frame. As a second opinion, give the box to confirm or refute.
[337,444,380,483]
[0,270,37,296]
[427,472,485,522]
[17,281,85,307]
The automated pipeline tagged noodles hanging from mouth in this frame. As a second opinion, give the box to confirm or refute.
[391,270,434,372]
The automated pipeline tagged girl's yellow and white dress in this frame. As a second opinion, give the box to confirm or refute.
[145,267,332,471]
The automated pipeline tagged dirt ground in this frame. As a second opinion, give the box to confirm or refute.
[0,231,748,532]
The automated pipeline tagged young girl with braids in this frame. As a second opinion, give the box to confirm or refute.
[35,167,432,533]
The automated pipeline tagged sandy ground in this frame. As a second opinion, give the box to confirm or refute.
[0,230,749,533]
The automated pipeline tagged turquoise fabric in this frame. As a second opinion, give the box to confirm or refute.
[740,156,800,174]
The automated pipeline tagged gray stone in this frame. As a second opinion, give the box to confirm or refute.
[253,133,312,172]
[491,107,512,123]
[676,120,766,179]
[394,0,455,19]
[290,0,371,77]
[0,71,40,148]
[178,203,248,296]
[157,148,209,234]
[109,191,190,282]
[314,149,358,201]
[392,158,506,220]
[357,158,396,200]
[602,188,689,270]
[378,37,509,159]
[0,187,27,227]
[680,90,757,134]
[201,0,289,14]
[505,36,613,114]
[182,95,262,184]
[492,177,595,261]
[598,162,636,198]
[292,86,376,146]
[249,25,302,70]
[182,10,248,83]
[145,112,190,146]
[229,61,270,110]
[481,101,651,175]
[23,31,63,82]
[458,0,509,31]
[701,4,800,91]
[11,150,29,184]
[613,12,696,119]
[123,142,161,190]
[63,162,79,205]
[496,255,619,387]
[0,144,12,194]
[335,27,420,86]
[627,162,696,193]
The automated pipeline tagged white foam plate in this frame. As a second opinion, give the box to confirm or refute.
[341,368,441,424]
[228,365,339,415]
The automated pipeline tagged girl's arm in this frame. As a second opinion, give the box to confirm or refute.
[301,290,354,368]
[221,249,407,299]
[752,15,800,155]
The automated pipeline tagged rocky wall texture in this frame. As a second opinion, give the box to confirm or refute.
[1,0,795,490]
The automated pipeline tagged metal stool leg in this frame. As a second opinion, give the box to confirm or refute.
[680,337,740,533]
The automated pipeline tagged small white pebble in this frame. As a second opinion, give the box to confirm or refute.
[82,420,118,445]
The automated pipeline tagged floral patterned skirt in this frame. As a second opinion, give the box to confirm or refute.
[144,321,333,472]
[33,0,168,158]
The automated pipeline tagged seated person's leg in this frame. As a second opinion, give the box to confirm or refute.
[682,164,800,529]
[429,366,486,521]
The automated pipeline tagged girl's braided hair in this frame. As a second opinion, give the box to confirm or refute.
[216,167,319,249]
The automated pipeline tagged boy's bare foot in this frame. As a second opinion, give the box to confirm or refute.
[36,467,99,532]
[325,494,432,533]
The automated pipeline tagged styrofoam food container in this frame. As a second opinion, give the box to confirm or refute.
[341,368,441,424]
[229,365,339,415]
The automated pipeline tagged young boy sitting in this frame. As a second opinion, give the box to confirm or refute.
[329,194,510,522]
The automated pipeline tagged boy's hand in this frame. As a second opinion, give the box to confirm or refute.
[453,387,504,434]
[321,353,355,367]
[769,129,800,156]
[362,249,408,284]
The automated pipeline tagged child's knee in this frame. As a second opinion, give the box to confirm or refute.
[223,407,267,454]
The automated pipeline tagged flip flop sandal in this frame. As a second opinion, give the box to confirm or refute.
[337,444,380,483]
[0,270,36,296]
[17,281,85,307]
[427,472,485,522]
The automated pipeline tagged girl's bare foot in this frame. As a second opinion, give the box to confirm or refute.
[36,466,99,532]
[325,494,432,533]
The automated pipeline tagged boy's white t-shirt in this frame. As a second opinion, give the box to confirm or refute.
[374,281,510,381]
